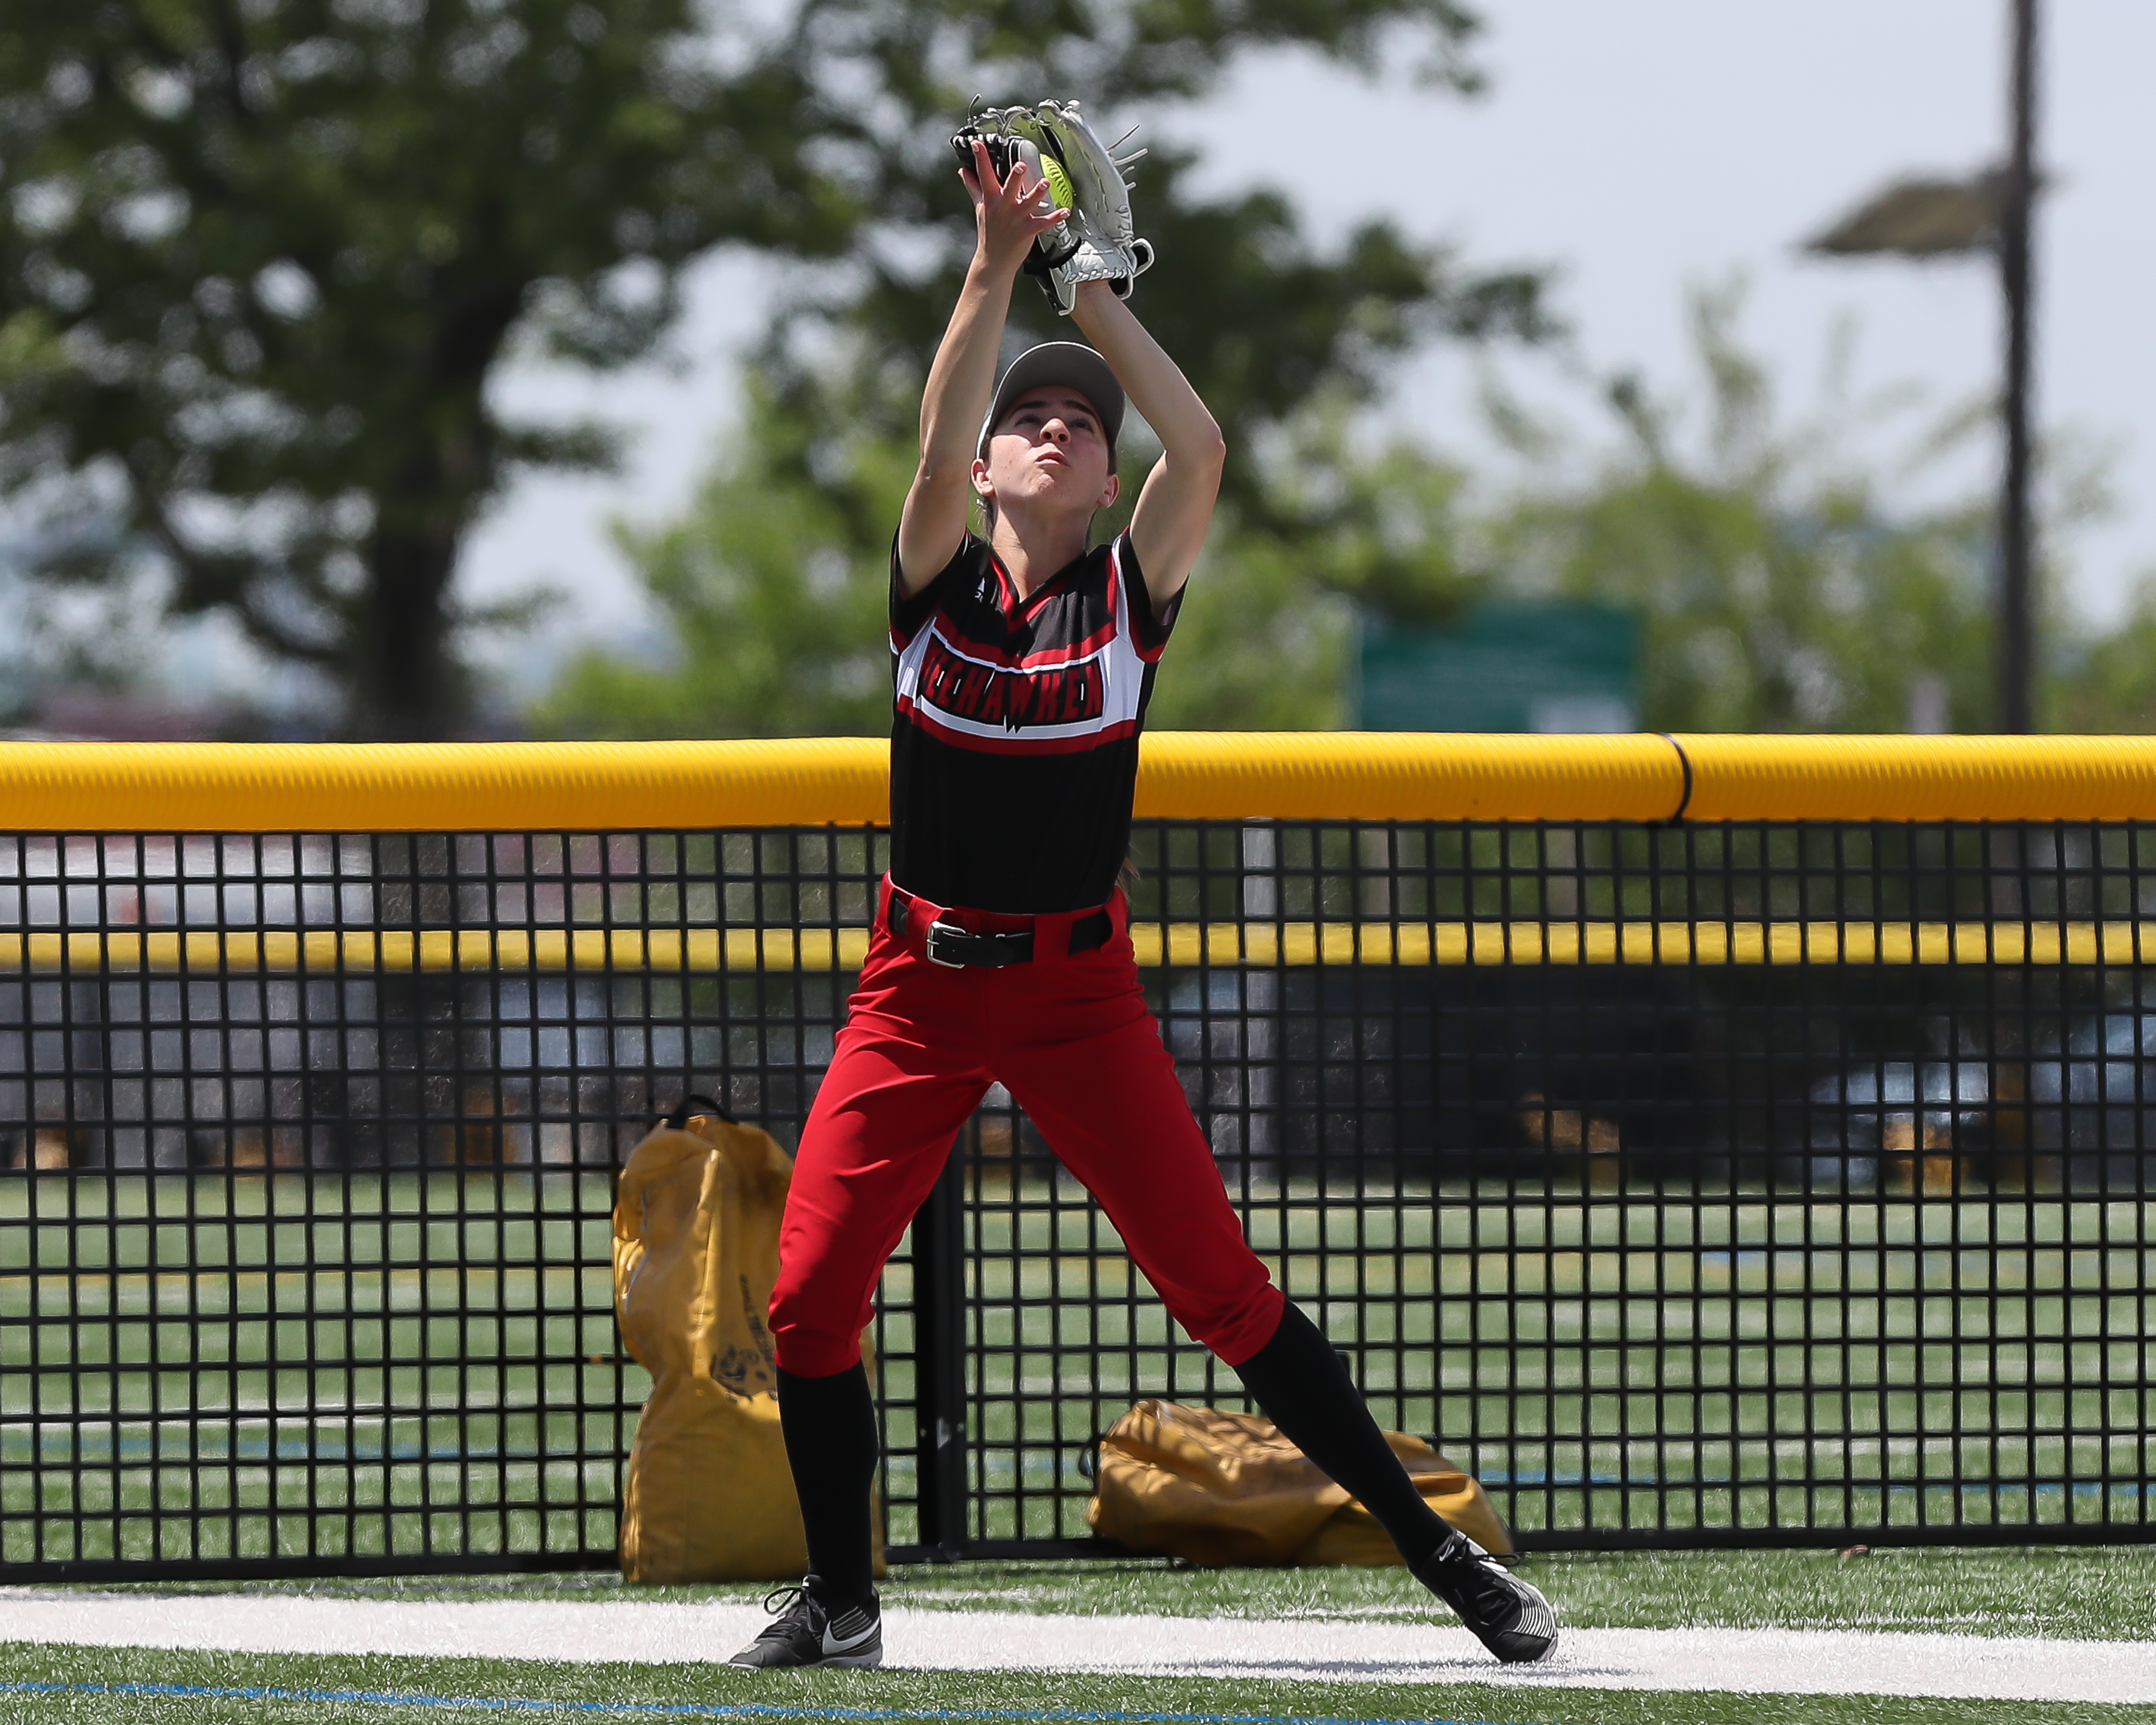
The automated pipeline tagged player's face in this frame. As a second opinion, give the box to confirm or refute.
[977,386,1118,520]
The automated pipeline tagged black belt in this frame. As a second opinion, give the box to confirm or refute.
[888,885,1112,968]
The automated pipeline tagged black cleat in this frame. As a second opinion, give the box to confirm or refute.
[726,1578,883,1669]
[1411,1531,1559,1664]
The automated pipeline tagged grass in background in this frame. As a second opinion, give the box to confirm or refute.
[2,1642,2155,1725]
[12,1173,2148,1558]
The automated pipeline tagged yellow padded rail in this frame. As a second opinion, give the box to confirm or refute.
[1,919,2143,973]
[1132,732,1682,821]
[1,733,2155,830]
[0,739,890,833]
[1673,734,2156,822]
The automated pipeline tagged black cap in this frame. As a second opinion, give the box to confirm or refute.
[976,341,1126,463]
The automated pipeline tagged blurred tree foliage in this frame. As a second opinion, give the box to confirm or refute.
[1141,411,1486,730]
[0,0,1542,736]
[550,280,2149,739]
[536,388,1488,736]
[2055,582,2156,733]
[1477,284,2004,734]
[0,0,852,737]
[749,0,1548,539]
[1476,283,2139,734]
[538,380,904,738]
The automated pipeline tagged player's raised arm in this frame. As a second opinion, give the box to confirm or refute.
[895,141,1070,595]
[1069,285,1225,610]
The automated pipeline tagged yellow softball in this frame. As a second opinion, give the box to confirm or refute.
[1040,153,1075,210]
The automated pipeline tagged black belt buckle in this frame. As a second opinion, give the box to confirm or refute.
[925,918,1029,969]
[925,919,977,969]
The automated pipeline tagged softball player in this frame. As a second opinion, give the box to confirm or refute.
[729,122,1557,1671]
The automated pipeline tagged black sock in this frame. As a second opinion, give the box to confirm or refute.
[776,1362,880,1609]
[1231,1302,1450,1564]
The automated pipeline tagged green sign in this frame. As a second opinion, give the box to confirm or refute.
[1355,603,1639,733]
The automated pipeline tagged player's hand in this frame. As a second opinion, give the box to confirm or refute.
[961,138,1068,279]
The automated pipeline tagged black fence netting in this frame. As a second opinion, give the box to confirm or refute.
[1,819,2151,1578]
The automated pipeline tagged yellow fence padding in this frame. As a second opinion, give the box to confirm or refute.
[611,1110,883,1584]
[1088,1400,1511,1568]
[7,918,2146,974]
[1131,733,1684,822]
[1671,733,2156,822]
[0,738,890,833]
[7,733,2156,828]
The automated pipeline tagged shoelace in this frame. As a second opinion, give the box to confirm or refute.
[757,1583,825,1629]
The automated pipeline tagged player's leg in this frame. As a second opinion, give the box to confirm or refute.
[733,948,992,1670]
[1232,1302,1558,1662]
[995,989,1280,1357]
[997,998,1439,1521]
[995,959,1556,1663]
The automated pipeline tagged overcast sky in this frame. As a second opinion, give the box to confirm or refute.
[459,1,2156,698]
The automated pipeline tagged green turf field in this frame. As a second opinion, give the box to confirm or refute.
[5,1642,2155,1725]
[7,1549,2156,1725]
[8,1173,2147,1564]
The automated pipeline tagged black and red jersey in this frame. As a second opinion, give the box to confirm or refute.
[888,528,1179,913]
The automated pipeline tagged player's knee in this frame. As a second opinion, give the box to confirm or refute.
[768,1291,866,1377]
[773,1327,862,1377]
[1174,1279,1286,1370]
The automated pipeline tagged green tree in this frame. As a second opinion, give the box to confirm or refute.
[1478,285,2003,733]
[2055,577,2156,733]
[535,383,904,738]
[1,1,1545,737]
[537,0,1552,739]
[538,393,1492,738]
[571,266,2156,742]
[1148,408,1484,729]
[759,147,1548,538]
[0,1,850,737]
[728,1,1550,568]
[556,277,2142,740]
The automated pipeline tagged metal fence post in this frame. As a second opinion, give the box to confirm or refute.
[910,1142,970,1560]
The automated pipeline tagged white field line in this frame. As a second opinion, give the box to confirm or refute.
[0,1593,2152,1706]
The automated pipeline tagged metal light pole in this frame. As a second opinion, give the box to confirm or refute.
[1807,0,2043,734]
[1997,0,2039,733]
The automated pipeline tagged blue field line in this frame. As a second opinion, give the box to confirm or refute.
[0,1681,1492,1725]
[1482,1470,2155,1494]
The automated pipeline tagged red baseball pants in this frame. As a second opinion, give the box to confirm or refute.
[768,877,1285,1378]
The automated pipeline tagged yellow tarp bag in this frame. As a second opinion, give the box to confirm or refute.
[612,1101,883,1584]
[1087,1399,1512,1567]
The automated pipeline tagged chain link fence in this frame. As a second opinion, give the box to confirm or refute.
[3,816,2152,1576]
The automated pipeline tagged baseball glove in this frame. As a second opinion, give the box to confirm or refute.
[952,101,1152,316]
